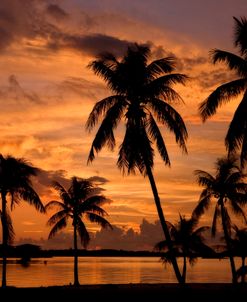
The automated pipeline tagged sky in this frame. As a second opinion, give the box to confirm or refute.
[0,0,246,249]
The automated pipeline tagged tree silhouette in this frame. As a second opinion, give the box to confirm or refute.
[45,177,112,286]
[0,154,44,287]
[155,215,210,282]
[86,44,188,283]
[232,225,247,283]
[199,17,247,167]
[192,156,247,283]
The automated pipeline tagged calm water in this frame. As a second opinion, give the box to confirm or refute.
[0,257,241,287]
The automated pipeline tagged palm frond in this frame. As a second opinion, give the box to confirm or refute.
[147,98,188,153]
[146,74,188,100]
[47,210,68,226]
[76,219,90,248]
[48,216,68,239]
[85,95,126,131]
[154,240,169,251]
[86,213,112,229]
[147,113,170,165]
[233,16,247,57]
[228,199,247,223]
[146,57,176,77]
[225,91,247,157]
[212,204,221,237]
[199,79,246,121]
[211,49,247,77]
[192,189,212,219]
[17,186,45,213]
[87,100,126,163]
[83,195,108,208]
[52,181,71,205]
[194,170,215,187]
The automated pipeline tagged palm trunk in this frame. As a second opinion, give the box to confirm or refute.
[1,192,7,288]
[241,257,245,283]
[182,254,187,282]
[219,199,237,283]
[73,222,79,286]
[145,163,183,284]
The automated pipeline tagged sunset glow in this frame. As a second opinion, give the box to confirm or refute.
[0,0,246,250]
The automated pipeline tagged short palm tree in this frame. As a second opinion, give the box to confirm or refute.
[192,156,247,283]
[86,44,188,283]
[199,17,247,167]
[45,177,112,286]
[155,215,210,282]
[232,225,247,283]
[0,154,44,288]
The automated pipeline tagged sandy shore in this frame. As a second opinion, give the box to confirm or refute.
[1,283,247,301]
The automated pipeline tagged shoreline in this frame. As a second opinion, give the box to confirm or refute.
[1,283,247,301]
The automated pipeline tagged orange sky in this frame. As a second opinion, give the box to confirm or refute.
[0,0,246,247]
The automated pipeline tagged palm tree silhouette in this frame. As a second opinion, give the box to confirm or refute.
[155,215,210,282]
[232,225,247,283]
[0,154,44,288]
[199,17,247,167]
[192,156,247,283]
[45,177,112,286]
[86,44,188,283]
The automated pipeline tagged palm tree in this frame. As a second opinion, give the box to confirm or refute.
[232,225,247,283]
[199,17,247,167]
[155,215,210,282]
[0,154,44,288]
[192,156,247,283]
[45,177,112,286]
[86,44,188,283]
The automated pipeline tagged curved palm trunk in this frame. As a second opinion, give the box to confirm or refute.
[182,254,187,282]
[241,257,245,283]
[145,164,183,284]
[1,192,7,288]
[219,199,237,283]
[73,222,80,286]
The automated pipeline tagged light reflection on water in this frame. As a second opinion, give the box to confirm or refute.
[0,257,240,287]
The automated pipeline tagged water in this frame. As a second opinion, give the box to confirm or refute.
[0,257,241,287]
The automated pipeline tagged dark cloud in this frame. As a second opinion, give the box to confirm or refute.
[88,176,109,185]
[198,68,236,89]
[46,4,69,21]
[0,0,133,57]
[37,169,70,188]
[34,169,110,198]
[47,32,133,57]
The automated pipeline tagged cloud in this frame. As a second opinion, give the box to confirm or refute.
[46,4,69,21]
[0,0,134,57]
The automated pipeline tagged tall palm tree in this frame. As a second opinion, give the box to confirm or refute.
[232,225,247,283]
[155,215,210,282]
[199,17,247,167]
[45,177,112,286]
[192,156,247,283]
[86,44,188,283]
[0,154,44,288]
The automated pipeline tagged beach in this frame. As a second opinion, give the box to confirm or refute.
[1,283,247,302]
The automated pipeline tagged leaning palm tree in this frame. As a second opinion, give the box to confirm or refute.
[155,215,210,283]
[192,156,247,283]
[0,154,44,288]
[199,17,247,167]
[45,177,112,286]
[86,43,188,283]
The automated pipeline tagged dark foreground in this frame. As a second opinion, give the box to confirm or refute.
[1,284,247,302]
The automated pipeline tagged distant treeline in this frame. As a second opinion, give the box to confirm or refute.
[0,243,241,259]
